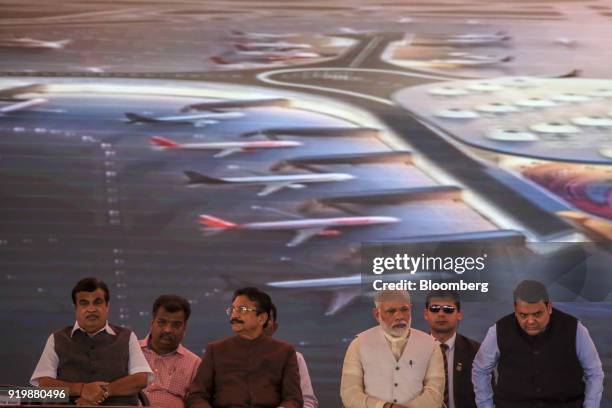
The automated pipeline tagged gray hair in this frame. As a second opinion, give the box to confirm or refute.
[374,290,411,308]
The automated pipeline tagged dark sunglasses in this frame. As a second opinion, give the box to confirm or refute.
[428,305,456,314]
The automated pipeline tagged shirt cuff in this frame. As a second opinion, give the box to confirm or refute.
[30,371,58,387]
[129,367,154,384]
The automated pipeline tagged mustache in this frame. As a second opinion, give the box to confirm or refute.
[230,318,244,324]
[160,333,175,340]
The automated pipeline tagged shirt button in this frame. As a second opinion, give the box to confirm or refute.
[393,399,397,403]
[396,366,400,370]
[394,383,398,387]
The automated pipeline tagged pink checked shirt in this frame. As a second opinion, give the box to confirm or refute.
[139,337,201,408]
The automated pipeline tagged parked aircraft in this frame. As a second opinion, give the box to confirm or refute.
[125,111,244,127]
[234,41,312,52]
[0,38,71,49]
[199,214,400,247]
[183,170,354,196]
[150,136,301,158]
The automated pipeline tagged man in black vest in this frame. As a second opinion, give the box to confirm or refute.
[423,290,479,408]
[472,280,604,408]
[31,277,152,405]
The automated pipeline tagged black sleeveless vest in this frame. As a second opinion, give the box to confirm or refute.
[54,324,138,405]
[494,308,584,408]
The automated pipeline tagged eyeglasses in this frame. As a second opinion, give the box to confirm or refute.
[428,305,456,314]
[225,305,259,316]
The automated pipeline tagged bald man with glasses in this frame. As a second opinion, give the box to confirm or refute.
[186,287,302,408]
[423,290,479,408]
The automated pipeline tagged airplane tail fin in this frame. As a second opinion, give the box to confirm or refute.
[183,171,228,184]
[199,214,237,229]
[150,136,179,148]
[210,56,229,65]
[125,112,154,123]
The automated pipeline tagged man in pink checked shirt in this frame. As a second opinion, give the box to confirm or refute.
[140,295,201,408]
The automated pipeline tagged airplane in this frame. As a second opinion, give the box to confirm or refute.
[445,32,511,45]
[228,30,298,40]
[233,41,312,52]
[414,32,511,46]
[125,111,244,127]
[180,98,290,113]
[0,38,71,49]
[150,136,301,158]
[183,170,355,196]
[267,272,457,315]
[199,214,400,247]
[211,51,323,65]
[429,54,513,67]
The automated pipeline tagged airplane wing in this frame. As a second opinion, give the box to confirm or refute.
[254,180,311,196]
[325,288,362,315]
[194,119,218,127]
[213,148,242,158]
[287,227,325,247]
[0,98,47,113]
[258,183,292,196]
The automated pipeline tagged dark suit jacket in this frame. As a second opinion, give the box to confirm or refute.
[452,333,480,408]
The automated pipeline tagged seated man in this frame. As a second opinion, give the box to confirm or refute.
[140,295,201,408]
[187,287,302,408]
[264,302,318,408]
[31,277,152,406]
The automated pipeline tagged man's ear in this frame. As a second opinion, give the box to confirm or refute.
[259,311,269,326]
[372,307,379,322]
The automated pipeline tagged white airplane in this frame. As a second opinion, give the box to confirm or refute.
[445,32,511,45]
[229,30,298,40]
[236,50,322,59]
[234,41,312,52]
[0,97,48,113]
[0,38,71,49]
[211,51,323,65]
[150,136,301,158]
[125,111,244,127]
[183,170,354,196]
[199,214,400,247]
[429,54,513,67]
[267,272,456,315]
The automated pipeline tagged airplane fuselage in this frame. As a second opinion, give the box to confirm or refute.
[176,140,301,150]
[217,173,354,184]
[240,216,400,230]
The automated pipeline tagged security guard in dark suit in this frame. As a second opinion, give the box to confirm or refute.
[423,290,479,408]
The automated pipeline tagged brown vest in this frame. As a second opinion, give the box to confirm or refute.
[54,324,138,406]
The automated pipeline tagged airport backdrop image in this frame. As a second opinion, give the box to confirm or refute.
[1,0,612,406]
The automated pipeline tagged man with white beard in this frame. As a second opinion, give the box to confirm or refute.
[340,290,445,408]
